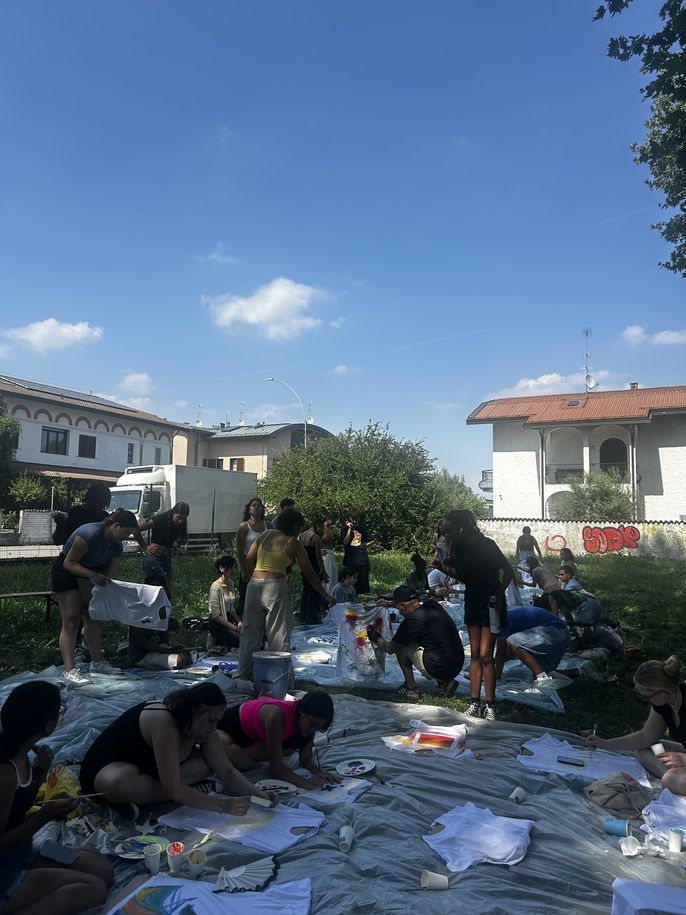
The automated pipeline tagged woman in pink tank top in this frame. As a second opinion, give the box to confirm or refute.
[217,691,341,789]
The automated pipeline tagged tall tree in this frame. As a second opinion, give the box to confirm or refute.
[0,398,21,508]
[551,470,634,520]
[595,1,686,276]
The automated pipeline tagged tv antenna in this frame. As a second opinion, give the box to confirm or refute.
[238,402,245,427]
[583,328,597,392]
[195,404,203,427]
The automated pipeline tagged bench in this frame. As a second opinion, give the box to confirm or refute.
[0,591,58,623]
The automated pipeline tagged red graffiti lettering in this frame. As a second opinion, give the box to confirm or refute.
[582,525,641,554]
[545,533,568,552]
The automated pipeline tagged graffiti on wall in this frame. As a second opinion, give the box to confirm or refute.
[544,533,568,552]
[582,525,640,554]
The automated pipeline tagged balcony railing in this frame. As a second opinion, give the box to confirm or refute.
[545,463,584,484]
[590,462,629,481]
[478,470,493,492]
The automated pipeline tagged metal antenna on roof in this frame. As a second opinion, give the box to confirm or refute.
[583,328,597,393]
[306,401,314,424]
[238,402,245,426]
[195,404,203,427]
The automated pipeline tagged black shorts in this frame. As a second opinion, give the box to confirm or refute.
[464,590,507,629]
[51,553,106,594]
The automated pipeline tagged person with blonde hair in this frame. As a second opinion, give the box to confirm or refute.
[583,655,686,795]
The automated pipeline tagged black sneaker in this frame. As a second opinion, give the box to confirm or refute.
[191,778,223,794]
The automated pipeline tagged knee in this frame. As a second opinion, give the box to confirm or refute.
[470,650,481,663]
[480,655,494,669]
[660,768,686,793]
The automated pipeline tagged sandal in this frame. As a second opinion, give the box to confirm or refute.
[398,686,421,701]
[442,679,459,699]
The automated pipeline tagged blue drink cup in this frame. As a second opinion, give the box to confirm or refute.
[604,818,631,837]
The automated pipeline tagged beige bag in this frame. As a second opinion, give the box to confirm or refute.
[583,770,653,820]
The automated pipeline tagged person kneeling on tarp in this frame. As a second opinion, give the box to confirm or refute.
[128,575,193,670]
[368,586,465,701]
[494,605,571,690]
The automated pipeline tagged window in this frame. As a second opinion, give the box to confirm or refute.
[78,434,96,459]
[41,427,68,455]
[230,458,245,472]
[9,432,19,451]
[202,458,224,469]
[127,443,135,464]
[154,447,162,464]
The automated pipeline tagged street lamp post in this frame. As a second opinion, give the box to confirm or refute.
[264,377,308,448]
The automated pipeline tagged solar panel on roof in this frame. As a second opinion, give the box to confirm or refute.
[0,374,140,413]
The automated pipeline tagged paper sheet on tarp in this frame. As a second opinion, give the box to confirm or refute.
[611,878,686,915]
[90,579,170,629]
[329,603,392,684]
[381,719,472,760]
[292,770,372,805]
[158,799,325,853]
[518,733,651,786]
[641,789,686,841]
[104,874,312,915]
[423,801,534,871]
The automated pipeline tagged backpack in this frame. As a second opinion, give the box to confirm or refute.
[584,771,653,820]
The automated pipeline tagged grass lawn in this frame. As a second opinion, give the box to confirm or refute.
[0,550,683,740]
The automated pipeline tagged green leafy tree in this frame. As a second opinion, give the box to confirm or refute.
[259,422,485,551]
[8,472,50,510]
[0,398,22,508]
[551,470,635,520]
[594,1,686,276]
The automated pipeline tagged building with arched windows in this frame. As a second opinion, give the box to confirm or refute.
[467,384,686,521]
[1,374,178,488]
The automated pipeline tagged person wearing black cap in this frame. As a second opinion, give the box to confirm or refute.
[367,586,465,700]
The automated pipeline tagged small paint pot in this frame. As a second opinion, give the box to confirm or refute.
[604,818,631,837]
[420,870,449,890]
[187,848,206,878]
[166,841,185,873]
[143,843,161,875]
[669,827,684,853]
[509,787,527,804]
[339,825,354,852]
[651,743,666,757]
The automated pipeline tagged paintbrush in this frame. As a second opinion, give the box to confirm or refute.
[591,722,598,752]
[35,792,105,805]
[315,747,321,772]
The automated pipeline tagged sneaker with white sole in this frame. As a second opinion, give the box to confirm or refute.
[534,672,556,690]
[64,668,91,687]
[465,700,481,718]
[89,659,116,675]
[578,659,604,682]
[483,704,496,722]
[191,778,223,795]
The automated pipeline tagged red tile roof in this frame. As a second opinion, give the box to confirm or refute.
[467,385,686,426]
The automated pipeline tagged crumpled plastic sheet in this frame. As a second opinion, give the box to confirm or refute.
[3,669,685,913]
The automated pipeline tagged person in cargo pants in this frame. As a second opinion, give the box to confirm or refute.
[236,508,335,687]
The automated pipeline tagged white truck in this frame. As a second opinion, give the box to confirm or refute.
[109,464,257,551]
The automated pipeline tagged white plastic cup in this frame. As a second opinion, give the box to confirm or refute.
[187,848,206,878]
[144,843,161,875]
[166,841,185,874]
[669,827,684,853]
[509,787,527,804]
[339,825,354,852]
[651,742,666,756]
[420,870,449,890]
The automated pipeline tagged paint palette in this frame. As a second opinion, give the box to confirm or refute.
[114,834,170,859]
[335,758,376,777]
[254,778,298,798]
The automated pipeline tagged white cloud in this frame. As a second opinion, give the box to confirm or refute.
[332,364,349,374]
[95,391,151,411]
[330,316,347,329]
[620,325,648,347]
[218,124,235,144]
[490,369,618,399]
[205,276,324,342]
[118,372,153,395]
[248,402,299,423]
[651,329,686,345]
[196,243,241,266]
[3,318,103,352]
[176,399,188,408]
[425,400,463,412]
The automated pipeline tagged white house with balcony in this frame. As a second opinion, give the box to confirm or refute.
[467,384,686,521]
[1,374,178,488]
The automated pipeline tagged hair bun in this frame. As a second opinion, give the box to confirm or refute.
[664,655,682,680]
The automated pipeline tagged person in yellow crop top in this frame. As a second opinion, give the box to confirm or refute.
[236,508,336,685]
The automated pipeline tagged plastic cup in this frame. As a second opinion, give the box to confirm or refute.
[604,818,631,837]
[669,827,684,853]
[166,841,185,874]
[144,843,161,875]
[509,787,527,804]
[339,825,354,852]
[619,835,641,857]
[651,743,666,757]
[187,848,206,877]
[420,870,449,890]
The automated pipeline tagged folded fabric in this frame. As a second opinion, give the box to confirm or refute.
[293,771,372,805]
[90,580,171,630]
[382,719,471,760]
[640,788,686,841]
[159,800,324,854]
[423,802,534,872]
[104,874,312,915]
[611,878,686,915]
[518,733,651,786]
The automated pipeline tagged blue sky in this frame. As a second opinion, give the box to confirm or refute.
[1,1,683,489]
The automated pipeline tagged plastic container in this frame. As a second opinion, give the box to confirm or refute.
[252,651,291,698]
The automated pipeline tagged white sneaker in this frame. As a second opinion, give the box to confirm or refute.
[534,673,556,690]
[483,704,496,722]
[579,659,604,683]
[89,659,116,675]
[64,668,91,687]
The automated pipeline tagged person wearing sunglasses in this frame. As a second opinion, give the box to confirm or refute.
[217,690,341,790]
[582,654,686,795]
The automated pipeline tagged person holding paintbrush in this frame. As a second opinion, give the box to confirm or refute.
[218,691,341,790]
[0,681,113,915]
